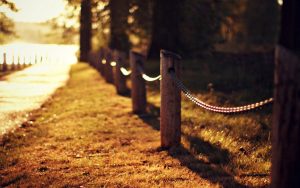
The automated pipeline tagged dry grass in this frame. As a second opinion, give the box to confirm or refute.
[0,63,225,187]
[145,56,272,187]
[0,59,272,187]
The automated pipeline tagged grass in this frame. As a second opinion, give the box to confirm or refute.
[0,55,273,187]
[0,63,218,187]
[144,54,273,187]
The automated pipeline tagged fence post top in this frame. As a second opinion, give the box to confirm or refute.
[160,50,181,60]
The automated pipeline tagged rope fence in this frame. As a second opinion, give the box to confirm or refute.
[88,48,274,148]
[169,70,273,114]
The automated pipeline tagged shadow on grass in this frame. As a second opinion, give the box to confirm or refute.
[167,143,246,188]
[138,103,160,131]
[138,104,246,187]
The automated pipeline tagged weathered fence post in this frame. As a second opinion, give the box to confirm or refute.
[34,54,38,64]
[98,48,105,75]
[23,56,26,67]
[160,50,181,149]
[113,50,129,95]
[104,49,114,84]
[11,55,15,70]
[271,0,300,187]
[130,50,146,114]
[17,56,21,69]
[2,53,7,72]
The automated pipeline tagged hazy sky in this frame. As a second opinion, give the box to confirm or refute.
[0,0,65,22]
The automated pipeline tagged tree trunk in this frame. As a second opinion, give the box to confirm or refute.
[271,0,300,187]
[108,0,130,52]
[79,0,92,62]
[148,0,182,59]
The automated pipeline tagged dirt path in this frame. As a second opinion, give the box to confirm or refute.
[0,64,243,187]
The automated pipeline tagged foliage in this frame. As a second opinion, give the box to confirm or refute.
[108,0,130,52]
[0,0,17,43]
[0,0,17,11]
[180,0,220,57]
[243,0,280,45]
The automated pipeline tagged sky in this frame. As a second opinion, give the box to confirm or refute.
[0,0,66,23]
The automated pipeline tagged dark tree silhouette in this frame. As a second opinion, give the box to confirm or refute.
[271,0,300,187]
[108,0,130,52]
[79,0,92,62]
[148,0,182,59]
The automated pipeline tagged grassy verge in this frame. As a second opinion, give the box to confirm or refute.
[144,55,273,187]
[0,58,272,187]
[0,63,219,187]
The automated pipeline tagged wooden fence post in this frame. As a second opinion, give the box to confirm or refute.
[271,0,300,187]
[35,54,38,64]
[11,55,15,70]
[17,56,21,69]
[104,49,114,84]
[130,50,146,114]
[160,49,181,149]
[98,48,104,75]
[113,50,129,95]
[2,53,7,72]
[88,51,93,67]
[23,56,26,67]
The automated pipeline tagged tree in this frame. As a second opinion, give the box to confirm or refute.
[180,0,222,57]
[79,0,92,62]
[148,0,182,59]
[271,0,300,187]
[108,0,130,52]
[0,0,17,43]
[243,0,280,45]
[0,0,17,11]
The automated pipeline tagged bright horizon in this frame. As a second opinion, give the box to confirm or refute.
[0,0,66,23]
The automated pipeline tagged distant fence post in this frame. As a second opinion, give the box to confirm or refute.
[23,56,26,67]
[113,50,129,95]
[11,55,15,70]
[2,53,7,72]
[160,50,181,149]
[17,56,21,69]
[130,50,146,114]
[88,51,93,67]
[104,49,114,84]
[35,54,38,64]
[98,48,105,75]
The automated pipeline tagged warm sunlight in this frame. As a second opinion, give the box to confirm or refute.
[0,0,65,22]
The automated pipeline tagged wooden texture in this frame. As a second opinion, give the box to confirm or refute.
[2,53,7,72]
[271,46,300,188]
[130,51,146,114]
[113,51,128,95]
[160,50,181,148]
[104,49,114,84]
[271,1,300,187]
[98,48,105,76]
[79,0,92,62]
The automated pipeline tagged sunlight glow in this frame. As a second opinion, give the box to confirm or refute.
[0,42,78,65]
[0,0,66,23]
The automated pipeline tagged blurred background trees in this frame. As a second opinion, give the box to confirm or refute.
[1,0,281,58]
[0,0,17,44]
[77,0,280,58]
